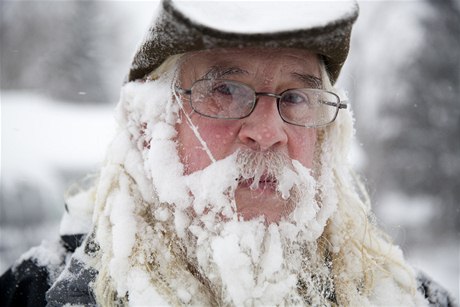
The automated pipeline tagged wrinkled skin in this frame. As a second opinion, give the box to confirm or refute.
[176,48,320,223]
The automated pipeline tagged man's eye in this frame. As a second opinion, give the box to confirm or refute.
[282,92,308,105]
[212,83,238,96]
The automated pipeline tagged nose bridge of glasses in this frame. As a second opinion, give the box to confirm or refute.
[252,92,283,112]
[253,92,282,111]
[255,92,282,102]
[246,92,284,122]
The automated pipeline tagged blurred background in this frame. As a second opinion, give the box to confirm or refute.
[1,0,458,301]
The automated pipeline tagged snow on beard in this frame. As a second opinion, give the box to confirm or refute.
[173,150,336,305]
[182,148,335,243]
[147,143,336,304]
[128,78,338,304]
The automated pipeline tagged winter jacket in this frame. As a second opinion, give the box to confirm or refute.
[0,233,98,306]
[0,226,456,306]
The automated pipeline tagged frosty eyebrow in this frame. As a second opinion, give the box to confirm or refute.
[291,72,322,89]
[200,66,322,88]
[201,66,249,79]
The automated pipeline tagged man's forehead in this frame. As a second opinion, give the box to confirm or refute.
[179,48,321,83]
[182,47,318,64]
[201,66,249,80]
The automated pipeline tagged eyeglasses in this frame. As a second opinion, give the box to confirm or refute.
[175,79,347,128]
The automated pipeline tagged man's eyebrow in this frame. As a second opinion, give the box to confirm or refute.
[291,72,322,88]
[201,65,249,79]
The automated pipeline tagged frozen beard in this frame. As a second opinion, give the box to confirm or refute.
[117,79,338,305]
[180,150,335,305]
[146,128,338,305]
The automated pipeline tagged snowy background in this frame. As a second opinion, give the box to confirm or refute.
[1,0,458,301]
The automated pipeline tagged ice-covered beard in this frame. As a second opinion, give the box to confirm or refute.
[171,149,335,305]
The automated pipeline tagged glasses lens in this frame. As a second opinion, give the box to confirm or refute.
[279,89,340,127]
[190,80,255,119]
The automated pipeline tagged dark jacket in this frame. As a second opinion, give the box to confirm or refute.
[0,233,98,307]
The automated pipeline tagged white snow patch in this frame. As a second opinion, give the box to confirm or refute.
[127,267,170,306]
[109,174,138,295]
[60,188,94,235]
[17,239,64,269]
[174,0,357,34]
[185,154,239,218]
[16,239,66,283]
[211,229,256,305]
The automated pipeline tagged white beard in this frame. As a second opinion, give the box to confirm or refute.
[144,145,338,305]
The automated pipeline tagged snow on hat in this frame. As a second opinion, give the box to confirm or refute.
[128,0,359,84]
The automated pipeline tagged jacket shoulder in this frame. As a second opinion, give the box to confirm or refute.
[0,259,50,307]
[0,236,84,307]
[417,271,457,307]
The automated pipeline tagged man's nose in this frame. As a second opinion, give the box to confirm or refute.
[238,96,288,151]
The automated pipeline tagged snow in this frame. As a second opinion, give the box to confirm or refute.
[16,239,66,283]
[211,231,255,305]
[59,187,94,235]
[185,154,239,217]
[109,174,138,297]
[17,239,64,269]
[126,268,170,306]
[174,0,358,34]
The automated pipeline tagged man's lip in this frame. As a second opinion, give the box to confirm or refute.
[238,176,277,190]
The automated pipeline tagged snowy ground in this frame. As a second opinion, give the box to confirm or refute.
[1,91,458,301]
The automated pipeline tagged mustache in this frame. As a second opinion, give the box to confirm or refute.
[235,149,292,190]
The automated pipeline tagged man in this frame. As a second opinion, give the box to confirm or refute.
[1,1,454,306]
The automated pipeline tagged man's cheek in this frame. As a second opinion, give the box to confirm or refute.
[199,127,238,156]
[291,132,317,169]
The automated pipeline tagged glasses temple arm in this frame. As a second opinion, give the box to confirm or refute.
[321,100,348,109]
[174,85,191,95]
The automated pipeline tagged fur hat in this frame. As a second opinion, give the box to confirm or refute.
[128,0,359,84]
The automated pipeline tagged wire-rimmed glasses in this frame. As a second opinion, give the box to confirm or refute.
[175,79,347,128]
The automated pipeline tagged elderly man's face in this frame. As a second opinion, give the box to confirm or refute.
[176,48,320,223]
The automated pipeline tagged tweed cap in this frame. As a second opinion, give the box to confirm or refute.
[128,0,359,84]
